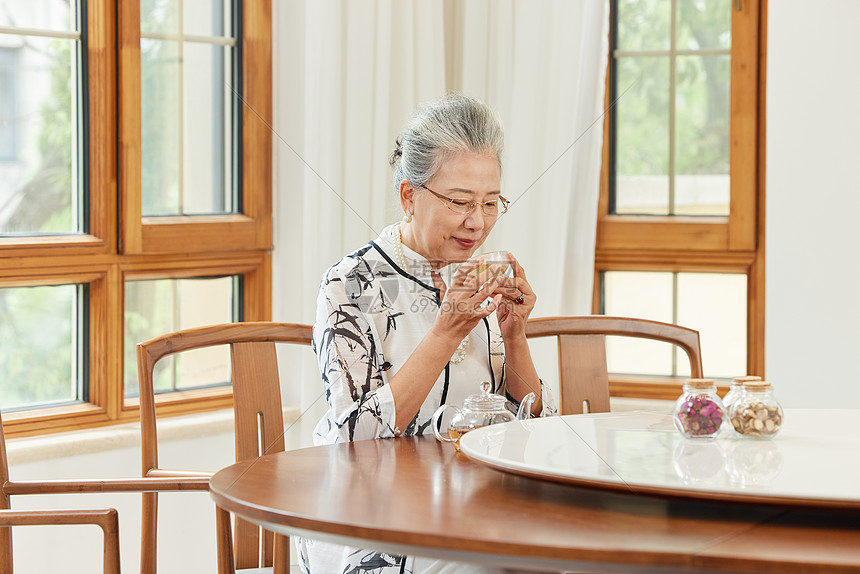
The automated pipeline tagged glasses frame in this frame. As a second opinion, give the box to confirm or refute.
[419,185,510,216]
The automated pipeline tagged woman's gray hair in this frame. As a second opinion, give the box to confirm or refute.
[390,93,504,192]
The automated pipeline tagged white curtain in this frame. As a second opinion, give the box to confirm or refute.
[272,0,609,422]
[454,0,609,318]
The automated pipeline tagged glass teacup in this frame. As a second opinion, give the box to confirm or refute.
[467,250,513,284]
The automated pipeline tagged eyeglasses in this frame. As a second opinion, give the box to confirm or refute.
[420,185,510,216]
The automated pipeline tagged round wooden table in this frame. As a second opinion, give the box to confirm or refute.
[210,434,860,573]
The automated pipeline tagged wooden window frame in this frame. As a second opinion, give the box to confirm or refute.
[0,0,116,258]
[0,0,273,438]
[118,253,272,420]
[596,0,767,400]
[118,0,272,254]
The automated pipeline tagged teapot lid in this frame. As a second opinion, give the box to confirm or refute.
[464,381,507,412]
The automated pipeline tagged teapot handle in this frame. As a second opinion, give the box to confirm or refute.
[515,392,537,421]
[432,404,461,443]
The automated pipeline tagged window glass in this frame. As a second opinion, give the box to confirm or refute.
[602,270,746,378]
[140,0,231,36]
[617,0,670,52]
[0,284,85,411]
[0,27,83,234]
[676,272,746,378]
[140,0,236,216]
[124,275,239,396]
[0,48,17,160]
[614,56,670,215]
[612,0,731,216]
[140,0,178,34]
[677,0,732,51]
[675,54,730,215]
[183,0,230,37]
[603,271,674,376]
[182,42,234,213]
[140,37,180,215]
[0,0,75,32]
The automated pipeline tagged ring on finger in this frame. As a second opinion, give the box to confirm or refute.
[514,294,525,305]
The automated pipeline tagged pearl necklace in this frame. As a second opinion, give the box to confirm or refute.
[389,223,470,365]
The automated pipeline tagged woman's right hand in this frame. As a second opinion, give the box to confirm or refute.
[430,257,502,346]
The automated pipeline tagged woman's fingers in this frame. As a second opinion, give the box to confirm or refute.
[481,294,503,316]
[507,252,520,274]
[454,257,506,290]
[438,257,518,339]
[439,271,499,319]
[515,276,535,298]
[491,276,531,301]
[505,254,534,300]
[491,277,521,298]
[461,273,477,293]
[474,274,501,300]
[453,256,485,287]
[508,252,529,282]
[453,275,503,314]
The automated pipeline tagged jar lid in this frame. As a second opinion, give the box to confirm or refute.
[685,378,716,389]
[731,375,762,384]
[743,380,772,389]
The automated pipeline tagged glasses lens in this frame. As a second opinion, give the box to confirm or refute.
[438,192,505,215]
[482,202,499,216]
[448,200,474,214]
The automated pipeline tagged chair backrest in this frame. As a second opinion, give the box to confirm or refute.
[525,316,703,415]
[136,321,313,572]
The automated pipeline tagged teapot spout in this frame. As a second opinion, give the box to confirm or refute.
[516,392,537,420]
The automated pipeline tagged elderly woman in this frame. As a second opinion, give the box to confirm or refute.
[298,94,557,574]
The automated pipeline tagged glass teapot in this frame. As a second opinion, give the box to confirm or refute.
[432,381,535,450]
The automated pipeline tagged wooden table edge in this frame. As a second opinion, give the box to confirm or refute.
[209,448,706,572]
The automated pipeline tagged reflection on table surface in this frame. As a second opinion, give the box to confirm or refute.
[458,408,860,508]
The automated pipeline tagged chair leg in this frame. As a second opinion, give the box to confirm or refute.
[1,525,12,574]
[140,492,158,574]
[100,509,122,574]
[273,533,289,574]
[216,506,235,574]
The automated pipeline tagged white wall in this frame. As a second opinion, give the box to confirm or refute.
[6,415,232,573]
[766,1,860,408]
[6,408,318,573]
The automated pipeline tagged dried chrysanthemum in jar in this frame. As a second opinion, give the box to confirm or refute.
[728,381,784,439]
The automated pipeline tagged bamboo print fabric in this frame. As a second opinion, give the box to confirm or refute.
[298,224,557,573]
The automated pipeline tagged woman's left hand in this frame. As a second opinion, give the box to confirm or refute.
[492,253,535,340]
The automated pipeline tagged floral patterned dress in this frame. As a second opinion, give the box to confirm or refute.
[297,224,557,574]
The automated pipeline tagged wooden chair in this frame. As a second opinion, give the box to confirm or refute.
[0,410,207,573]
[136,321,314,574]
[525,316,703,415]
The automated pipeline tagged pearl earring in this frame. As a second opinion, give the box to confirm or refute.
[403,211,413,223]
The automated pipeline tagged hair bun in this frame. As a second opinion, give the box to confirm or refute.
[389,137,403,166]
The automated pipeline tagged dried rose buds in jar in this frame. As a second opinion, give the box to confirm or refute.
[728,381,784,439]
[676,396,724,437]
[673,379,726,440]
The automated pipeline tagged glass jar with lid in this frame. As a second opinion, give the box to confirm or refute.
[722,375,763,413]
[722,375,762,431]
[673,379,726,440]
[728,381,784,439]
